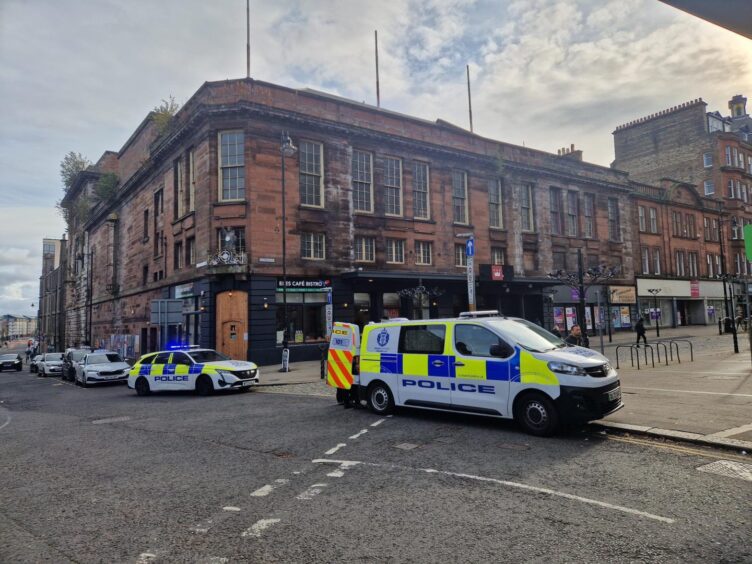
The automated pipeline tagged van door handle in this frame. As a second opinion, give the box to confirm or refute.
[431,360,445,367]
[454,361,465,367]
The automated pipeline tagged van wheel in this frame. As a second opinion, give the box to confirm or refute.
[196,375,213,396]
[367,382,394,415]
[135,377,150,396]
[514,393,559,437]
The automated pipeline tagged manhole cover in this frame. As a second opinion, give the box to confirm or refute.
[697,460,752,482]
[394,443,419,450]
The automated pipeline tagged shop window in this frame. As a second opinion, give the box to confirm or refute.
[382,293,401,319]
[275,290,328,344]
[354,293,371,327]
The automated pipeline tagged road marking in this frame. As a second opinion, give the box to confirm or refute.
[326,460,360,478]
[0,408,11,431]
[325,443,346,455]
[241,518,280,538]
[370,419,386,427]
[624,387,752,398]
[707,422,752,438]
[250,478,288,497]
[630,370,750,376]
[601,435,751,463]
[296,483,327,500]
[312,459,674,524]
[136,553,157,563]
[223,506,241,512]
[697,460,752,482]
[200,558,228,564]
[349,429,368,439]
[92,416,132,425]
[52,383,63,386]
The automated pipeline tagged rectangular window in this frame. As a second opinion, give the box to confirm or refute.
[413,162,430,219]
[607,198,620,241]
[671,211,680,237]
[521,184,535,232]
[685,214,696,238]
[491,247,505,265]
[218,227,246,253]
[707,254,714,277]
[641,248,650,275]
[174,241,184,270]
[712,218,720,242]
[565,191,578,237]
[649,207,658,233]
[154,189,163,215]
[675,251,685,277]
[703,217,711,240]
[726,146,732,165]
[583,193,595,238]
[638,206,646,232]
[352,150,373,213]
[143,209,149,240]
[653,248,661,275]
[188,149,196,212]
[299,140,323,207]
[153,230,163,258]
[186,237,195,266]
[704,180,714,196]
[354,236,376,262]
[488,179,503,228]
[703,152,713,168]
[688,252,698,277]
[219,131,245,201]
[386,239,405,264]
[174,158,184,218]
[733,147,739,167]
[728,180,735,198]
[732,217,740,239]
[301,233,326,260]
[455,244,467,267]
[716,254,722,276]
[552,251,566,271]
[398,325,446,355]
[415,241,432,265]
[452,170,468,224]
[549,187,563,235]
[142,265,148,286]
[384,157,402,216]
[743,183,749,203]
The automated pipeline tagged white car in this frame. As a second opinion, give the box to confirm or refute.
[38,352,64,377]
[75,351,130,387]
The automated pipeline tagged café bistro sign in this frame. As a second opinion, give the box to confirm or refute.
[277,278,332,293]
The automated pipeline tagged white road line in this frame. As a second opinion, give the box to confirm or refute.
[327,461,360,478]
[633,371,750,376]
[325,443,346,455]
[312,459,674,524]
[370,419,386,427]
[296,483,327,500]
[0,408,11,432]
[349,429,368,439]
[241,518,281,538]
[136,553,157,563]
[250,478,288,497]
[92,416,132,425]
[707,422,752,438]
[223,506,241,512]
[624,387,752,398]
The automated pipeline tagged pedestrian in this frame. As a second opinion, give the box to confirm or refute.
[25,346,31,363]
[564,325,584,347]
[635,317,647,346]
[551,324,563,338]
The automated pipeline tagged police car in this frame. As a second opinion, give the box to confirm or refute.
[128,347,259,396]
[326,312,622,436]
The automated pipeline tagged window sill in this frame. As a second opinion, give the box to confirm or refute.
[214,199,247,206]
[172,211,195,226]
[300,204,325,211]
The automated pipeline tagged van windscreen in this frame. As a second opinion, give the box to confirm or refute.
[486,319,565,353]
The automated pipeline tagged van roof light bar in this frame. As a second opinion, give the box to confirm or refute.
[458,310,500,318]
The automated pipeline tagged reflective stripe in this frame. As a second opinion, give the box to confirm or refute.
[519,350,558,386]
[326,348,353,390]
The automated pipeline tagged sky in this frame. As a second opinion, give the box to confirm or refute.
[0,0,750,315]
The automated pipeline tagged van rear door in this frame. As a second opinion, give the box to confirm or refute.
[397,324,452,408]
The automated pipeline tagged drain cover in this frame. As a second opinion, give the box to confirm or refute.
[394,442,419,450]
[697,460,752,482]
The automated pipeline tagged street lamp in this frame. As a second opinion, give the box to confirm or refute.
[279,131,297,372]
[647,288,662,338]
[717,213,739,353]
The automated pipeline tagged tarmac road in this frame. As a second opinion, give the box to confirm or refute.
[0,368,750,563]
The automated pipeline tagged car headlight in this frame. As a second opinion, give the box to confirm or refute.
[548,362,586,376]
[216,370,236,380]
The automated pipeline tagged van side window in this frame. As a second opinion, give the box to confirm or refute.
[398,325,446,354]
[140,354,157,365]
[455,324,505,357]
[154,352,172,364]
[171,352,192,366]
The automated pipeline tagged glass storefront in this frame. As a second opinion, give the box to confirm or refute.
[276,290,328,344]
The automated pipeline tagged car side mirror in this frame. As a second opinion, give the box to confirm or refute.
[490,343,513,358]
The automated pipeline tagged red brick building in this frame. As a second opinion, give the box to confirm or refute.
[61,78,636,364]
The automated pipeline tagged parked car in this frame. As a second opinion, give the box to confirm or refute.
[62,347,92,382]
[29,354,43,373]
[38,353,64,377]
[0,353,23,372]
[75,351,130,387]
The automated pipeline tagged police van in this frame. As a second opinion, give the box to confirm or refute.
[326,313,622,436]
[128,347,259,396]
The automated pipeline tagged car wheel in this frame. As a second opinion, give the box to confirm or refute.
[135,377,150,396]
[514,392,559,437]
[367,381,394,415]
[196,375,213,396]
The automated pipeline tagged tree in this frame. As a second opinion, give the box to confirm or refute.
[152,95,180,134]
[60,151,91,191]
[93,173,119,203]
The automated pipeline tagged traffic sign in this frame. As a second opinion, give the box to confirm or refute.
[465,237,475,257]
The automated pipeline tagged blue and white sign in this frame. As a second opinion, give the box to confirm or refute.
[466,237,475,257]
[367,326,400,354]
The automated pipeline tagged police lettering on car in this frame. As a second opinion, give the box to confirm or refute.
[326,312,622,436]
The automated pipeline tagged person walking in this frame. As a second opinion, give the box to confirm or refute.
[635,317,647,346]
[564,325,584,347]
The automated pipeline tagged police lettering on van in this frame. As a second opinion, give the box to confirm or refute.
[326,313,622,436]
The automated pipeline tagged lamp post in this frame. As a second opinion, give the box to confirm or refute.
[647,288,662,338]
[718,213,739,353]
[279,131,297,371]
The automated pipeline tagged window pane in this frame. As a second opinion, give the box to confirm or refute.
[454,324,501,357]
[413,162,429,219]
[299,141,322,206]
[399,325,446,354]
[452,170,467,224]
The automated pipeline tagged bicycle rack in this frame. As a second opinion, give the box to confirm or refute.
[640,344,656,368]
[616,344,642,370]
[653,341,669,366]
[670,339,694,362]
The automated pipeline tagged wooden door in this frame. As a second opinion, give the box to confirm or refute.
[215,290,248,360]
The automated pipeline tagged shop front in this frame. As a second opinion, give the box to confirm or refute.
[636,278,725,327]
[549,284,637,336]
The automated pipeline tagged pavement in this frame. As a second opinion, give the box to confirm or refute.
[254,325,752,452]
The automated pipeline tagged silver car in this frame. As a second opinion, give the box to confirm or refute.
[75,351,130,387]
[38,353,64,377]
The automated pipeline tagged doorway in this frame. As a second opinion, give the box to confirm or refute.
[216,290,248,360]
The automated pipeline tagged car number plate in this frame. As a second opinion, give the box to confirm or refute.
[606,387,621,402]
[242,380,252,387]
